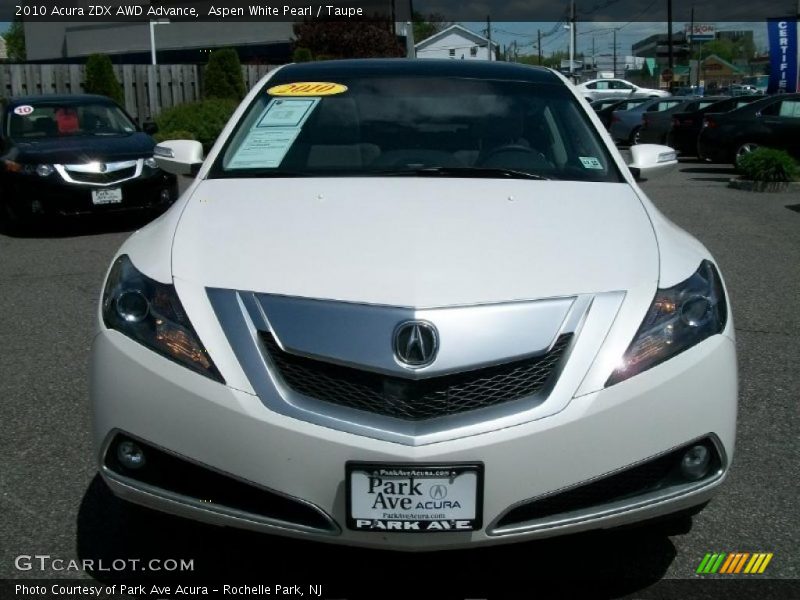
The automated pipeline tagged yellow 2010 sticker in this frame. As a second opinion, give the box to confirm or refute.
[267,82,348,97]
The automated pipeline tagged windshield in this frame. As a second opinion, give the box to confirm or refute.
[213,76,622,182]
[7,102,137,140]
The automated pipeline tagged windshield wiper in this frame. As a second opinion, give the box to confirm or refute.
[371,166,549,180]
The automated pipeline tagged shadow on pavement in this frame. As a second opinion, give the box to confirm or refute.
[679,166,737,176]
[0,212,158,239]
[77,475,683,595]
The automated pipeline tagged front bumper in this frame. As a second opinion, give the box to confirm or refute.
[91,330,737,550]
[3,171,177,218]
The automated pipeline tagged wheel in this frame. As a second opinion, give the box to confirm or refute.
[629,126,642,146]
[734,142,758,166]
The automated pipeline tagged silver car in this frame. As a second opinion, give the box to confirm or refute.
[609,97,686,145]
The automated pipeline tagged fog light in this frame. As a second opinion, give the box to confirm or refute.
[160,188,171,203]
[680,444,711,481]
[115,290,149,323]
[30,200,44,214]
[117,440,146,469]
[36,164,54,177]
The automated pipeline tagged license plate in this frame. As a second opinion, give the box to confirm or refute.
[346,463,483,532]
[91,188,123,205]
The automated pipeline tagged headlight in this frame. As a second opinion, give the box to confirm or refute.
[36,164,55,177]
[102,255,224,383]
[144,157,158,169]
[606,260,727,386]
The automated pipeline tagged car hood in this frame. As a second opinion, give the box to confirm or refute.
[12,132,154,164]
[171,178,659,306]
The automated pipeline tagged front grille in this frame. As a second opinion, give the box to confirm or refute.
[65,166,136,184]
[262,332,572,421]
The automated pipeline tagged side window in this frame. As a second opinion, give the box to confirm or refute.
[610,81,633,90]
[778,100,800,118]
[655,101,680,112]
[586,82,598,89]
[595,81,610,90]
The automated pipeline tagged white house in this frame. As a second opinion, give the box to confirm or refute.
[415,24,498,61]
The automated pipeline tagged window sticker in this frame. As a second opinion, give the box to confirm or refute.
[257,98,318,128]
[13,105,34,116]
[579,156,604,169]
[227,98,320,169]
[267,82,348,97]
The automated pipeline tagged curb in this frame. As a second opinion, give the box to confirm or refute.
[728,178,800,193]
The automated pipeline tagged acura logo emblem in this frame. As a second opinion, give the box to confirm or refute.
[393,320,439,367]
[429,484,448,500]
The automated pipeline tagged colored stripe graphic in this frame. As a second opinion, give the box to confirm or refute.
[698,552,774,574]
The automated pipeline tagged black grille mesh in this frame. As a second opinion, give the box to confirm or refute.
[262,333,572,421]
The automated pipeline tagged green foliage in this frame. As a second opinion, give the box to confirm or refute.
[84,54,124,104]
[153,130,196,143]
[292,47,313,62]
[293,20,404,59]
[203,48,246,101]
[2,18,26,62]
[412,12,450,43]
[155,99,237,151]
[737,148,799,182]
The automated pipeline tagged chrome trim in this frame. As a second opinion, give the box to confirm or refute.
[99,429,340,536]
[487,434,727,536]
[207,290,603,445]
[54,159,143,187]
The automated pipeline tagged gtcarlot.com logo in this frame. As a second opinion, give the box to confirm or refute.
[696,552,774,574]
[14,554,194,572]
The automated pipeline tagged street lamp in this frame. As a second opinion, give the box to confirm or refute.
[149,19,170,65]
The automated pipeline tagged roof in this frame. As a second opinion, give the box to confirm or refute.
[7,94,119,106]
[414,24,500,51]
[701,54,745,74]
[274,59,557,84]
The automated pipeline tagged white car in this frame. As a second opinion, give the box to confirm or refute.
[577,78,671,102]
[91,60,737,550]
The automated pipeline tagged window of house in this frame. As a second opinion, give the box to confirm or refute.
[449,49,455,57]
[470,46,478,57]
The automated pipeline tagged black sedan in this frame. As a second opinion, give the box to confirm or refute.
[0,94,177,228]
[638,96,728,145]
[589,96,650,129]
[697,93,800,165]
[667,95,763,156]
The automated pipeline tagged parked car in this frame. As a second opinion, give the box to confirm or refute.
[698,93,800,165]
[0,94,177,228]
[91,59,735,551]
[638,96,729,145]
[609,97,686,145]
[590,96,650,129]
[577,78,670,102]
[667,96,763,156]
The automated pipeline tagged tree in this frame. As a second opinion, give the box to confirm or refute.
[3,19,26,62]
[84,54,124,104]
[292,47,313,62]
[203,48,246,101]
[412,12,451,44]
[293,20,404,59]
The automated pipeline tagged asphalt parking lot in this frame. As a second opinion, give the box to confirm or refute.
[1,162,798,595]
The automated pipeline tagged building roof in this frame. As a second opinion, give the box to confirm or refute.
[415,24,499,51]
[274,59,557,83]
[701,54,745,74]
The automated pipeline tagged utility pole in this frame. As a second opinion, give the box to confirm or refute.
[613,29,617,77]
[486,15,493,61]
[538,29,542,64]
[667,0,674,90]
[569,0,576,78]
[592,36,596,71]
[689,6,695,88]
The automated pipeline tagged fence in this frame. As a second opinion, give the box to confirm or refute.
[0,63,276,123]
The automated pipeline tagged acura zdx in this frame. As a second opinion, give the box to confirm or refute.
[91,60,737,550]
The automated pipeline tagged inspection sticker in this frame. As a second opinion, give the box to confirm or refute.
[13,105,34,116]
[267,82,348,97]
[579,156,603,169]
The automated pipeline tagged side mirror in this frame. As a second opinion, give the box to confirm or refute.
[153,140,204,177]
[628,144,677,181]
[142,121,158,135]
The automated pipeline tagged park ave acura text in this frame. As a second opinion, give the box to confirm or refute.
[90,60,737,550]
